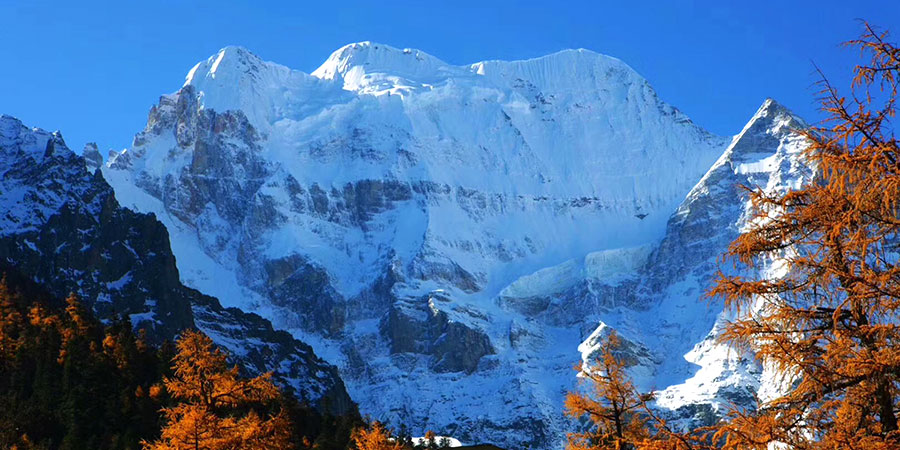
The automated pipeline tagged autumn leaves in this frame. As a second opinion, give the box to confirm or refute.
[143,330,292,450]
[564,22,900,450]
[145,330,449,450]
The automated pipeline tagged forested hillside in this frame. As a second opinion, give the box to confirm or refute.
[0,268,360,450]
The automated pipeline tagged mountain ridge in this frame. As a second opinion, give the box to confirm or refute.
[3,41,813,448]
[101,43,805,448]
[0,114,355,414]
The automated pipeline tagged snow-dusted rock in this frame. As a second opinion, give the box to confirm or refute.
[0,115,354,414]
[102,43,810,448]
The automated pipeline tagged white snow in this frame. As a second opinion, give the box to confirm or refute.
[99,44,811,449]
[499,245,651,299]
[410,436,464,447]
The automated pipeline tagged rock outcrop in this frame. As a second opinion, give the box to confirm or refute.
[0,115,354,414]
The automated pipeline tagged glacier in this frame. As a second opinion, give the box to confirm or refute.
[101,42,811,448]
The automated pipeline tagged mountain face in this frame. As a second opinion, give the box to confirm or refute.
[98,43,811,448]
[0,115,354,414]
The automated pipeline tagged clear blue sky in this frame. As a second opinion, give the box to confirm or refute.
[1,0,898,153]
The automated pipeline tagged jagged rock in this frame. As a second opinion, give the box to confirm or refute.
[98,42,811,449]
[0,115,354,414]
[381,292,494,374]
[82,142,103,172]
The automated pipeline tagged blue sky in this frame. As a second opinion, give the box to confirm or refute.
[1,1,898,153]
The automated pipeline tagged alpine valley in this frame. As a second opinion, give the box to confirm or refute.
[1,42,812,449]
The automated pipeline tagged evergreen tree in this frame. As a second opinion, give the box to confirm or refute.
[0,272,169,449]
[0,270,359,449]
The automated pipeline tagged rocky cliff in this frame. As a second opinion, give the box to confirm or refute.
[99,43,811,448]
[0,115,354,414]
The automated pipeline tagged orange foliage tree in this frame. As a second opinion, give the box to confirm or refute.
[564,332,652,450]
[564,332,718,450]
[351,421,405,450]
[143,329,291,450]
[710,22,900,450]
[0,277,23,360]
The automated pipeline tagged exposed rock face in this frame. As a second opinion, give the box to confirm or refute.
[82,142,103,172]
[0,115,354,414]
[643,99,810,296]
[100,42,810,449]
[532,99,812,427]
[0,117,192,338]
[381,291,494,374]
[643,99,812,418]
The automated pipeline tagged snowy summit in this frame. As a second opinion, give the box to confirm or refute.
[99,42,812,449]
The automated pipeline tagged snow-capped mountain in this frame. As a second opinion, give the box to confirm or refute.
[100,42,811,448]
[0,115,354,414]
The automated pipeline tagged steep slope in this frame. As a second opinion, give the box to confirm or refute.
[562,99,812,418]
[0,115,353,414]
[101,43,807,448]
[453,100,812,443]
[648,99,811,413]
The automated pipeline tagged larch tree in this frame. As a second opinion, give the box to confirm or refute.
[710,22,900,450]
[422,430,436,449]
[351,421,405,450]
[143,329,291,450]
[564,331,651,450]
[0,275,172,449]
[564,332,717,450]
[0,276,23,360]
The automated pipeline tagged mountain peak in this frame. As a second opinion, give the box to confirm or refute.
[479,47,622,65]
[469,47,648,95]
[739,98,807,139]
[83,142,103,172]
[179,46,314,127]
[0,114,23,138]
[0,115,67,163]
[184,45,267,87]
[311,41,451,82]
[699,98,810,176]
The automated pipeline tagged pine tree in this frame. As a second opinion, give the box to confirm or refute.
[143,329,291,450]
[710,22,900,450]
[0,272,358,449]
[0,273,171,449]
